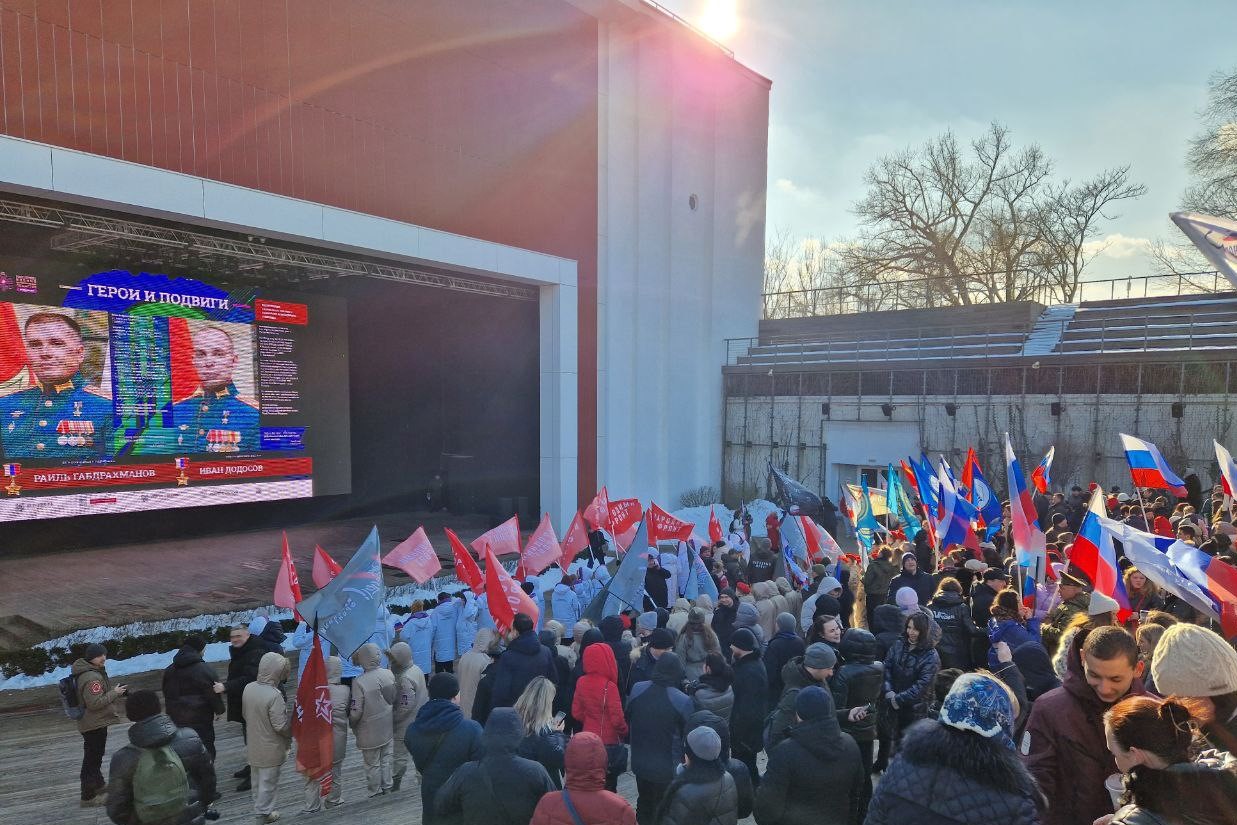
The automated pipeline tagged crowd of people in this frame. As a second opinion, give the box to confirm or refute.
[66,483,1237,825]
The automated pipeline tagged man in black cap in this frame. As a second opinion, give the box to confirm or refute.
[405,673,483,824]
[106,690,218,825]
[728,628,768,787]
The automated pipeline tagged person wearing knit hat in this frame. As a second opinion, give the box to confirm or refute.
[656,725,737,824]
[1087,590,1120,620]
[405,670,485,824]
[685,724,723,762]
[757,684,865,824]
[765,613,807,700]
[803,642,837,672]
[801,590,842,634]
[895,586,920,614]
[630,627,676,690]
[764,642,838,752]
[730,627,757,654]
[637,611,659,637]
[71,641,126,805]
[865,672,1042,824]
[729,626,769,786]
[1151,624,1237,752]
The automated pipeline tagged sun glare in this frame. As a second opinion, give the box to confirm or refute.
[699,0,739,43]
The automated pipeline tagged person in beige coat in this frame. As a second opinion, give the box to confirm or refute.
[349,642,397,797]
[302,655,351,812]
[769,579,791,620]
[776,577,802,621]
[755,581,779,641]
[667,598,693,637]
[71,643,127,806]
[388,641,427,791]
[457,627,498,720]
[242,651,292,824]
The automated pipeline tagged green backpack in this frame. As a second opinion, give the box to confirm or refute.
[132,744,189,823]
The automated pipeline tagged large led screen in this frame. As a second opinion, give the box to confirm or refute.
[0,268,349,521]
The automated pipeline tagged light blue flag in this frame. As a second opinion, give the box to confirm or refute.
[583,516,649,622]
[680,541,719,601]
[295,526,385,659]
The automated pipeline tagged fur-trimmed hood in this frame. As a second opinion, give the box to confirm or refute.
[898,718,1044,810]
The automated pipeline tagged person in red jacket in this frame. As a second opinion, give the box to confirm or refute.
[765,512,782,552]
[571,642,629,791]
[1022,625,1147,825]
[530,732,636,825]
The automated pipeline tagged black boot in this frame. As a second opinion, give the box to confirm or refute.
[233,764,251,779]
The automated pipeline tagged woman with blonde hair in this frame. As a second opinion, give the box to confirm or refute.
[514,675,568,787]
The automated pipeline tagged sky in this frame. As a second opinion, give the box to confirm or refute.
[657,0,1235,278]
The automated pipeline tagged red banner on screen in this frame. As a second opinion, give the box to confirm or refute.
[9,458,312,490]
[254,299,309,325]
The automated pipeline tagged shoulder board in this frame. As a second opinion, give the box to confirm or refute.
[236,395,259,409]
[83,386,111,399]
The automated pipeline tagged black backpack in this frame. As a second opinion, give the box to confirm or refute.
[59,674,84,720]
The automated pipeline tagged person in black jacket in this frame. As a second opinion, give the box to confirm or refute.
[629,652,695,825]
[629,628,674,695]
[223,624,265,788]
[435,707,555,825]
[764,613,805,706]
[248,616,286,655]
[968,567,1008,665]
[712,590,738,655]
[830,628,883,820]
[406,673,484,825]
[865,673,1044,825]
[885,554,934,607]
[653,725,738,825]
[492,614,557,709]
[746,539,777,585]
[881,611,940,758]
[754,686,863,825]
[644,555,673,611]
[687,710,754,820]
[870,604,904,661]
[926,578,985,671]
[107,690,217,825]
[728,628,768,788]
[162,634,225,759]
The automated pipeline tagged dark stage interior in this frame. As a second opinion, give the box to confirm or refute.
[0,196,541,557]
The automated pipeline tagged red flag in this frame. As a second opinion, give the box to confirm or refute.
[167,316,201,403]
[472,515,521,560]
[900,460,919,494]
[311,546,343,589]
[484,541,540,633]
[562,512,590,559]
[445,527,485,594]
[519,513,563,577]
[615,521,640,553]
[382,527,443,584]
[608,499,642,538]
[292,636,334,796]
[274,533,304,620]
[648,502,695,544]
[583,486,612,534]
[708,506,724,544]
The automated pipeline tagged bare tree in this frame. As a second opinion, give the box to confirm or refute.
[836,123,1144,307]
[1184,66,1237,220]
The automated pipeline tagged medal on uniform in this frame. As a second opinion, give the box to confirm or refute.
[2,462,20,496]
[73,400,83,417]
[175,456,190,486]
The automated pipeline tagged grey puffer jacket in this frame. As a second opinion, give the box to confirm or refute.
[654,761,738,825]
[106,713,217,825]
[349,642,397,749]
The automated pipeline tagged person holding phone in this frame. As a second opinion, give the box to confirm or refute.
[515,676,568,788]
[70,643,127,807]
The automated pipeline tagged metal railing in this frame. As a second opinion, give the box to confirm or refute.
[762,271,1229,319]
[726,303,1237,366]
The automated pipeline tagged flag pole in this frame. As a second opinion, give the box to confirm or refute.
[1135,485,1152,531]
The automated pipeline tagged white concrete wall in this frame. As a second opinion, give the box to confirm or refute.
[596,12,769,506]
[724,392,1233,501]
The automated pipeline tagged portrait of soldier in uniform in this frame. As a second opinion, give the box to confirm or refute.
[0,310,113,460]
[169,323,259,453]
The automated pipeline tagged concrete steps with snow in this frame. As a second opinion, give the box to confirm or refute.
[1020,304,1077,356]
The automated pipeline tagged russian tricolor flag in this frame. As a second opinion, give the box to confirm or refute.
[1215,440,1237,499]
[1030,447,1054,494]
[1071,489,1131,622]
[1120,433,1187,497]
[934,459,975,550]
[1004,434,1049,604]
[1165,541,1237,638]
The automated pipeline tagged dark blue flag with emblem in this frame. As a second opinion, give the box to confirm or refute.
[583,515,650,623]
[295,526,384,659]
[767,460,823,516]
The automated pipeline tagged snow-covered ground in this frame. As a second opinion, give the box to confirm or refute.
[1,504,785,691]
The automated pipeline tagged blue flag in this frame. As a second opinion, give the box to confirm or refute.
[584,515,649,621]
[295,526,385,660]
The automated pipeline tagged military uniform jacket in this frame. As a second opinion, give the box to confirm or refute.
[0,375,112,459]
[169,382,259,453]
